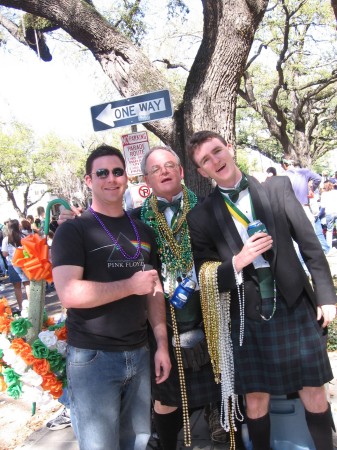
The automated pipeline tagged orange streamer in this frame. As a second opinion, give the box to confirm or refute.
[12,234,53,283]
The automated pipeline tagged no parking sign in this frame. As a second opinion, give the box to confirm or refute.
[138,184,151,199]
[121,131,150,176]
[124,183,152,209]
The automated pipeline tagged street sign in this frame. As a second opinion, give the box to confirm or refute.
[124,183,152,210]
[121,131,150,177]
[91,89,173,131]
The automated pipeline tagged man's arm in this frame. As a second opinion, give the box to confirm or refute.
[146,284,171,384]
[188,203,272,290]
[281,177,336,326]
[306,169,321,191]
[52,265,159,309]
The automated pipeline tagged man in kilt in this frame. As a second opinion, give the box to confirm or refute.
[138,146,244,449]
[187,131,336,450]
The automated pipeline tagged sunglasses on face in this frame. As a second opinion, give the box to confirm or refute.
[91,168,125,178]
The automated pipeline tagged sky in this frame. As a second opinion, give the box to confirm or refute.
[0,43,112,140]
[0,0,202,142]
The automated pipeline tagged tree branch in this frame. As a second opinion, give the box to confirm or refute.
[245,0,270,22]
[239,71,292,151]
[245,40,274,70]
[0,12,27,45]
[153,58,189,71]
[332,0,337,27]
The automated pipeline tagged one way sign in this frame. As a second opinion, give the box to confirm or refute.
[91,89,173,131]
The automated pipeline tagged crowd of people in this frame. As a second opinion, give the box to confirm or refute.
[0,209,59,310]
[48,138,337,450]
[266,162,337,257]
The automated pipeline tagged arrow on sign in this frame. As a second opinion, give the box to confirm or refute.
[96,105,115,128]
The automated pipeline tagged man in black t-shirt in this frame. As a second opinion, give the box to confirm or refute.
[52,145,170,450]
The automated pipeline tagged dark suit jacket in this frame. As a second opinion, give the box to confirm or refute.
[187,175,336,321]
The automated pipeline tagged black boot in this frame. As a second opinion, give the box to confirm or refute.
[305,405,334,450]
[153,409,183,450]
[205,402,228,444]
[245,413,271,450]
[235,394,246,449]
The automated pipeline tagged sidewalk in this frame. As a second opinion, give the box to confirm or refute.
[16,408,224,450]
[13,377,337,450]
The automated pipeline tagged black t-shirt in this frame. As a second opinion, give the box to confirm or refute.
[52,210,159,351]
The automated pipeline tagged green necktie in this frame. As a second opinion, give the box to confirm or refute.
[157,198,181,213]
[219,177,249,203]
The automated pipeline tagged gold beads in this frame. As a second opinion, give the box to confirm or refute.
[170,303,191,447]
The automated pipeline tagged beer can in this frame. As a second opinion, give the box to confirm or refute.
[170,277,196,309]
[247,220,268,237]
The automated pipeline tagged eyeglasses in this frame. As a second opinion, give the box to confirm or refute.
[147,161,179,175]
[91,168,125,178]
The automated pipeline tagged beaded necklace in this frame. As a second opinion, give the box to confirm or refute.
[199,260,243,441]
[141,185,197,447]
[140,186,197,275]
[89,207,141,260]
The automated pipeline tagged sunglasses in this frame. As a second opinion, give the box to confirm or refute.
[91,168,125,178]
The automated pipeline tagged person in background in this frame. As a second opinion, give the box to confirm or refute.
[280,158,321,225]
[281,158,324,271]
[320,180,337,253]
[0,224,6,291]
[187,130,336,450]
[46,388,72,430]
[47,230,54,247]
[1,220,9,238]
[331,171,337,188]
[266,167,277,177]
[0,223,7,276]
[26,215,38,234]
[2,219,30,312]
[21,218,33,236]
[49,215,59,233]
[33,217,41,234]
[37,206,46,236]
[52,145,170,450]
[308,181,332,256]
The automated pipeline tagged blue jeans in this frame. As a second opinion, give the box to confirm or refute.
[58,386,70,409]
[314,218,330,254]
[325,213,337,248]
[67,344,151,450]
[0,253,6,274]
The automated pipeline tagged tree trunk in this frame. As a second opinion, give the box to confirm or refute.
[182,0,269,194]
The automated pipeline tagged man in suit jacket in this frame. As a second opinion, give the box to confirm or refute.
[186,130,336,450]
